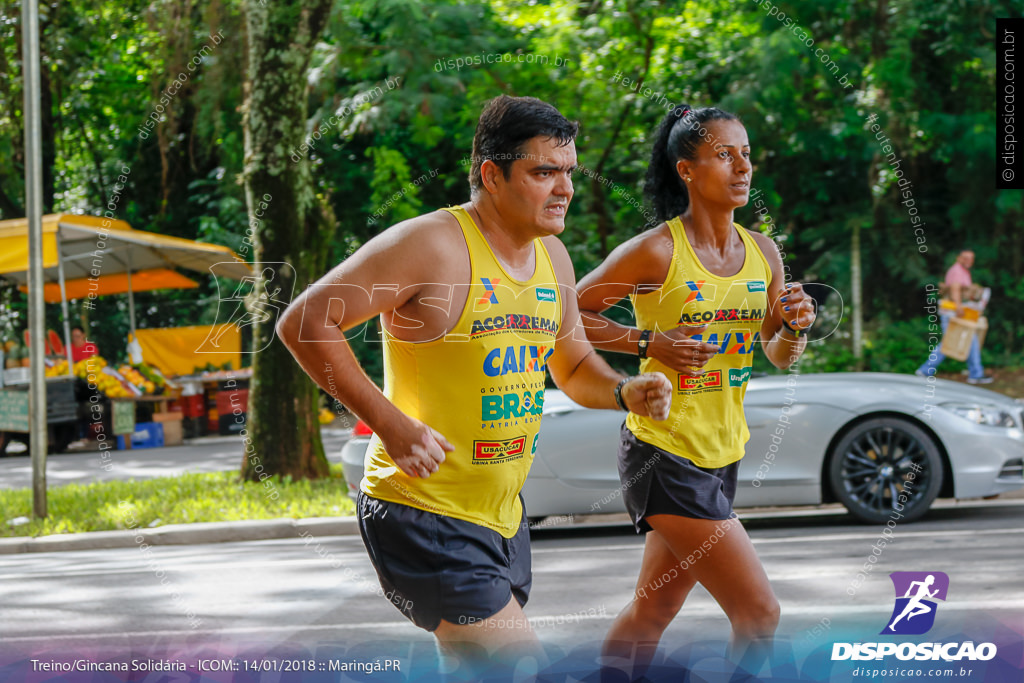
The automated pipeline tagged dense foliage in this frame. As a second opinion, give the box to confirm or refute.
[2,0,1020,381]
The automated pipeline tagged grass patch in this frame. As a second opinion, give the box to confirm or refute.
[0,464,355,538]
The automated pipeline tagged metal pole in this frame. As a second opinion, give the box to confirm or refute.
[56,228,74,375]
[852,223,863,368]
[22,0,47,518]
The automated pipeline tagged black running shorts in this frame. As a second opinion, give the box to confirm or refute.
[619,422,740,533]
[356,491,532,631]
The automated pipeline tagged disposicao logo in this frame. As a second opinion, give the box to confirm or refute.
[831,571,997,662]
[882,571,948,635]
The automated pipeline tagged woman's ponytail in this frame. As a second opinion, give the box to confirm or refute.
[643,104,739,224]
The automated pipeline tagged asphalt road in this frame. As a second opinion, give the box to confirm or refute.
[0,428,353,489]
[1,497,1021,672]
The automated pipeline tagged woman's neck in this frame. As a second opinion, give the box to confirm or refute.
[682,202,737,253]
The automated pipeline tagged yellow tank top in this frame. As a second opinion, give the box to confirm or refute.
[360,206,562,538]
[626,216,772,468]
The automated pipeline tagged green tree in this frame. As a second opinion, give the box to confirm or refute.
[239,0,335,480]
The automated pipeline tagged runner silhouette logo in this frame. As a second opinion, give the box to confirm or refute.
[881,571,949,635]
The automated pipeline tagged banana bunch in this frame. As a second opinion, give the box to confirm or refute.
[136,362,167,388]
[71,357,139,398]
[45,359,70,377]
[73,356,107,379]
[98,367,141,398]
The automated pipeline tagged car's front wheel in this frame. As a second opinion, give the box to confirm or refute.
[827,417,943,524]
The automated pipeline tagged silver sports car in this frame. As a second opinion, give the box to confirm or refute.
[340,373,1024,524]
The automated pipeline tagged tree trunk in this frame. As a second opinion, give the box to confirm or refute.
[240,0,334,481]
[39,63,55,212]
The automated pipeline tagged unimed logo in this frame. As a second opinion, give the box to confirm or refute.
[831,571,997,662]
[535,287,557,302]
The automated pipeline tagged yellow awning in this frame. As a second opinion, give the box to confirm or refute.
[135,324,241,377]
[0,213,251,284]
[18,268,199,303]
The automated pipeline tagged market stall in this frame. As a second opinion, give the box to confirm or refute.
[0,213,252,452]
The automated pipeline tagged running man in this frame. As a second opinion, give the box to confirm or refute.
[276,95,672,673]
[577,104,817,676]
[887,575,939,631]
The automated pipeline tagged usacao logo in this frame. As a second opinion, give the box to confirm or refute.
[679,370,722,392]
[472,436,528,464]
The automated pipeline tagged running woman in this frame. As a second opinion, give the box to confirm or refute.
[276,96,672,674]
[577,104,816,673]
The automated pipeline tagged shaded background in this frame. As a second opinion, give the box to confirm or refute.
[1,0,1020,381]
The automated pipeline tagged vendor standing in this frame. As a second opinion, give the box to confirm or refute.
[916,249,993,384]
[70,326,99,362]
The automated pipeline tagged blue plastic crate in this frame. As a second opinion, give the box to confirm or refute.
[117,422,164,450]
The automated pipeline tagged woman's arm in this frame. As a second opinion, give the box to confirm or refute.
[753,231,816,370]
[577,227,720,377]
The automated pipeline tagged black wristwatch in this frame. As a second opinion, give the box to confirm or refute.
[614,376,633,411]
[781,319,802,338]
[637,329,652,358]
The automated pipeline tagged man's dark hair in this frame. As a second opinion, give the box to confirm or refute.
[71,325,84,333]
[469,95,579,194]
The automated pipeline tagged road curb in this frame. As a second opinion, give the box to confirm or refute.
[0,516,360,555]
[3,494,1021,555]
[0,508,830,554]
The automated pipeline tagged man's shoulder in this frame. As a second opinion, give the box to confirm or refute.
[539,235,575,283]
[387,208,462,243]
[367,209,466,265]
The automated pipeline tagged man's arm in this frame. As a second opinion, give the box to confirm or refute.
[542,236,671,419]
[948,282,964,316]
[276,213,457,478]
[755,232,814,370]
[575,232,664,354]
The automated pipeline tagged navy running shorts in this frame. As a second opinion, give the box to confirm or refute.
[619,422,740,533]
[356,491,532,631]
